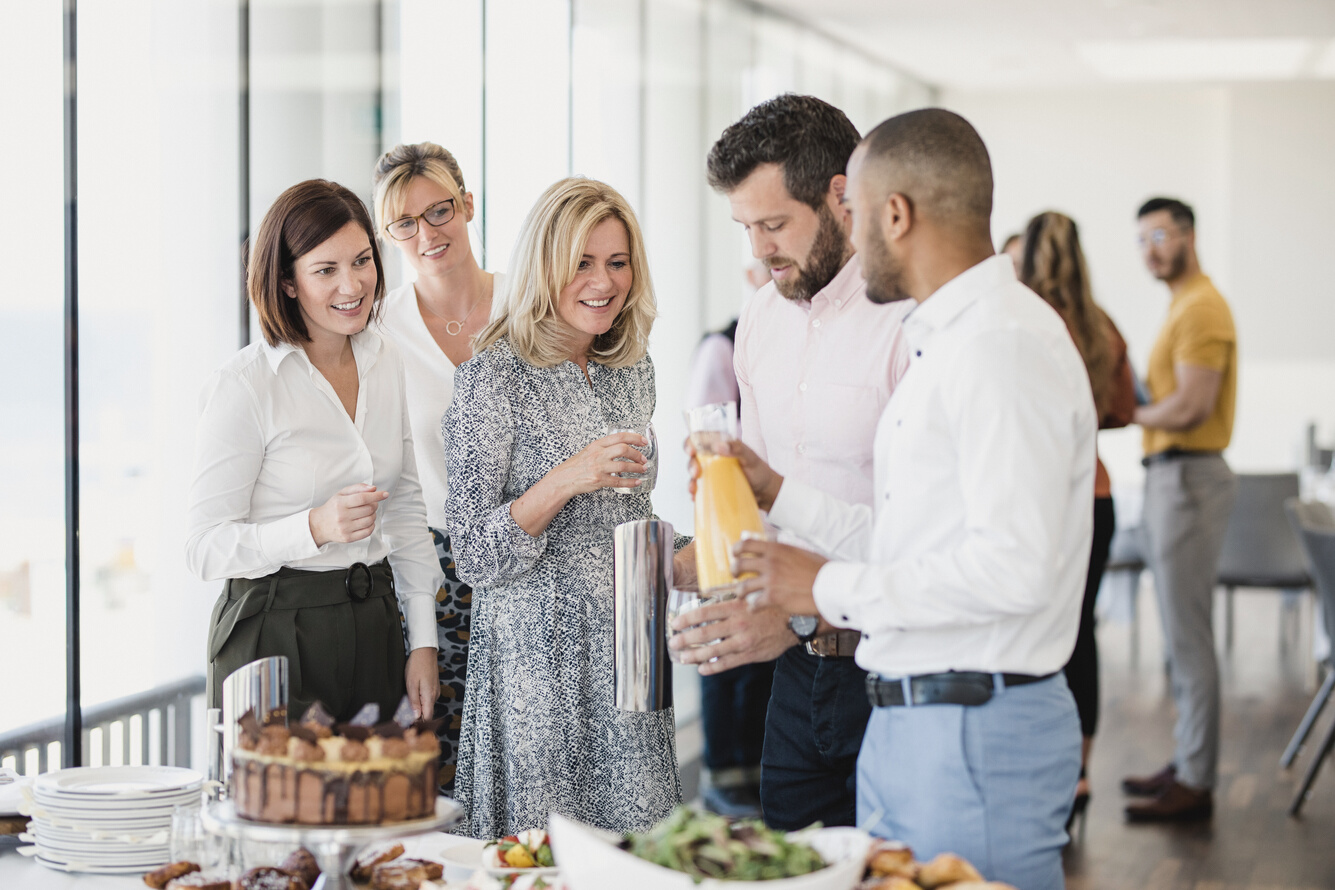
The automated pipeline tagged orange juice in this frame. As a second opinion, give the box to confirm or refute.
[693,452,766,597]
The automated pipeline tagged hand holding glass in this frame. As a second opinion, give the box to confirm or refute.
[605,422,657,494]
[685,402,766,599]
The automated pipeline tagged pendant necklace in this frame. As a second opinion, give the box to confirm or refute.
[419,276,491,336]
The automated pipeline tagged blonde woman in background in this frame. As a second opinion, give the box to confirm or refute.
[444,177,696,837]
[372,143,498,794]
[1020,211,1137,832]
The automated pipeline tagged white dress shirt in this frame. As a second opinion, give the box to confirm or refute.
[185,329,442,651]
[768,256,1096,678]
[375,274,504,530]
[734,254,912,511]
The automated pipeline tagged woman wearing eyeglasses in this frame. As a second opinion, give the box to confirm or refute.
[371,143,499,795]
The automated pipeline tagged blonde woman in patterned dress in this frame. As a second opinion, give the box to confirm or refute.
[372,143,500,795]
[444,177,696,837]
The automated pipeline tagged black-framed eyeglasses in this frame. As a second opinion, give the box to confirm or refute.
[385,198,456,241]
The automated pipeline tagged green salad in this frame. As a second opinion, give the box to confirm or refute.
[621,806,827,881]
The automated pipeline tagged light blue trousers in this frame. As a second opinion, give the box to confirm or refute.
[857,674,1081,890]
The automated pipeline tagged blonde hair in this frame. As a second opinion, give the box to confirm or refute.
[1020,211,1115,416]
[474,177,655,369]
[371,142,467,236]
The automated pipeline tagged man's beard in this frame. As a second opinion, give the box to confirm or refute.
[862,221,911,305]
[1154,245,1188,282]
[768,206,849,302]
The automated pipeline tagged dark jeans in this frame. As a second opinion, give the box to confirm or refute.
[701,660,776,777]
[761,647,871,830]
[1063,496,1116,739]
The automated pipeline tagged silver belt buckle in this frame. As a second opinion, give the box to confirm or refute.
[804,641,820,657]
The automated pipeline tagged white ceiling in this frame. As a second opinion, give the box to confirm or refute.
[758,0,1335,90]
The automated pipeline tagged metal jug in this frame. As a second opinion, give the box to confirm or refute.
[613,519,674,711]
[218,655,288,782]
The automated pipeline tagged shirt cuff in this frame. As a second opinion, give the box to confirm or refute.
[813,560,868,631]
[403,593,439,652]
[257,510,326,566]
[767,477,820,539]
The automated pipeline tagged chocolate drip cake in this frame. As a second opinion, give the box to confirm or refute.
[230,700,441,825]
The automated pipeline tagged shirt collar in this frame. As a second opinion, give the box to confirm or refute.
[809,253,864,308]
[905,254,1013,336]
[260,327,382,376]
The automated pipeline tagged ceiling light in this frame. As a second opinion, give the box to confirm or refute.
[1078,38,1312,82]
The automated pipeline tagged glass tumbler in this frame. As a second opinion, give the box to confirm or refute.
[605,422,657,494]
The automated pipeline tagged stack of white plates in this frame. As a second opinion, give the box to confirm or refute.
[23,765,204,874]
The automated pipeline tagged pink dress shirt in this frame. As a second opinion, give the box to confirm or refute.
[734,254,912,512]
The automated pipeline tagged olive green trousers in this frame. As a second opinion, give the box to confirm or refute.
[207,560,407,723]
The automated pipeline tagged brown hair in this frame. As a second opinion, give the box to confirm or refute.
[1020,211,1115,415]
[248,179,386,347]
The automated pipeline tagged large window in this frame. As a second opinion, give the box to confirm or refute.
[0,0,932,771]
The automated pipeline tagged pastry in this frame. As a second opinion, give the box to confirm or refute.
[279,847,321,887]
[915,853,983,889]
[236,866,308,890]
[370,858,445,890]
[143,861,200,888]
[351,843,406,882]
[164,874,232,890]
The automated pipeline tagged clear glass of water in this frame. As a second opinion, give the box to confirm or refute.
[606,422,657,494]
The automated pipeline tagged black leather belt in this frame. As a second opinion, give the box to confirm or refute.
[866,670,1057,707]
[1141,447,1219,467]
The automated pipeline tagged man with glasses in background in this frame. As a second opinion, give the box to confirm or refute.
[1122,197,1238,822]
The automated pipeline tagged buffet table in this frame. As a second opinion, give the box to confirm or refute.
[0,831,475,889]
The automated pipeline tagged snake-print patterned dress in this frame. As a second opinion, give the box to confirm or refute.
[443,337,685,838]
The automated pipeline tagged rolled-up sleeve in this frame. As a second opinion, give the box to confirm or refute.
[184,370,326,581]
[443,355,547,587]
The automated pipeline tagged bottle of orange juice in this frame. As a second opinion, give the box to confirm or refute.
[685,402,765,600]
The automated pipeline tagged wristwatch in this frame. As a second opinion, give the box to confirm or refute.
[788,614,820,644]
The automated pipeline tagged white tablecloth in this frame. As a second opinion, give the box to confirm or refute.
[0,830,475,889]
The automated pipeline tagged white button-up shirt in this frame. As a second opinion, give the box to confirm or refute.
[735,254,912,511]
[768,256,1096,678]
[185,329,442,651]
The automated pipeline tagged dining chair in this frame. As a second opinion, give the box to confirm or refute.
[1216,473,1311,650]
[1103,522,1148,663]
[1281,497,1335,816]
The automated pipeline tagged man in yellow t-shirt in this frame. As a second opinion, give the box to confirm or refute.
[1122,197,1238,824]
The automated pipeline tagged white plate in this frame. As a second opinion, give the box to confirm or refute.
[31,823,170,845]
[35,853,169,875]
[34,766,204,797]
[439,838,561,877]
[30,794,200,814]
[35,846,170,865]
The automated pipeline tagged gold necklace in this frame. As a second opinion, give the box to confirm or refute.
[417,276,491,336]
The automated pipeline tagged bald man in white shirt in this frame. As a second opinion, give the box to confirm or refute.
[713,110,1095,890]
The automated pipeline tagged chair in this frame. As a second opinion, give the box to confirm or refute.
[1103,523,1148,662]
[1216,473,1311,650]
[1280,498,1335,816]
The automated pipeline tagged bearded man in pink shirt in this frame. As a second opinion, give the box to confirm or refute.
[672,94,911,830]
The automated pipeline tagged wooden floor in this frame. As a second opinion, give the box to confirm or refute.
[1063,586,1335,890]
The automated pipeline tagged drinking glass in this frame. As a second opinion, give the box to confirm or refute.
[605,422,657,494]
[171,803,234,875]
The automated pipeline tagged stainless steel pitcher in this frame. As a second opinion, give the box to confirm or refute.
[219,655,288,782]
[613,519,674,712]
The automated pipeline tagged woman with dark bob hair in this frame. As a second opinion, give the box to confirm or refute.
[186,179,442,724]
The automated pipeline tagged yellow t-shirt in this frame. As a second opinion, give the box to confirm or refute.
[1143,273,1237,456]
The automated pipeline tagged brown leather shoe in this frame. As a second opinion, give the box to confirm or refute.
[1124,780,1213,823]
[1121,763,1177,797]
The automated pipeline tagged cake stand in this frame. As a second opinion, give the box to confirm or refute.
[202,797,463,890]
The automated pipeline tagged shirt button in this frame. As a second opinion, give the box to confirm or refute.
[835,299,842,307]
[812,319,822,328]
[797,444,807,455]
[915,350,922,357]
[798,382,808,392]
